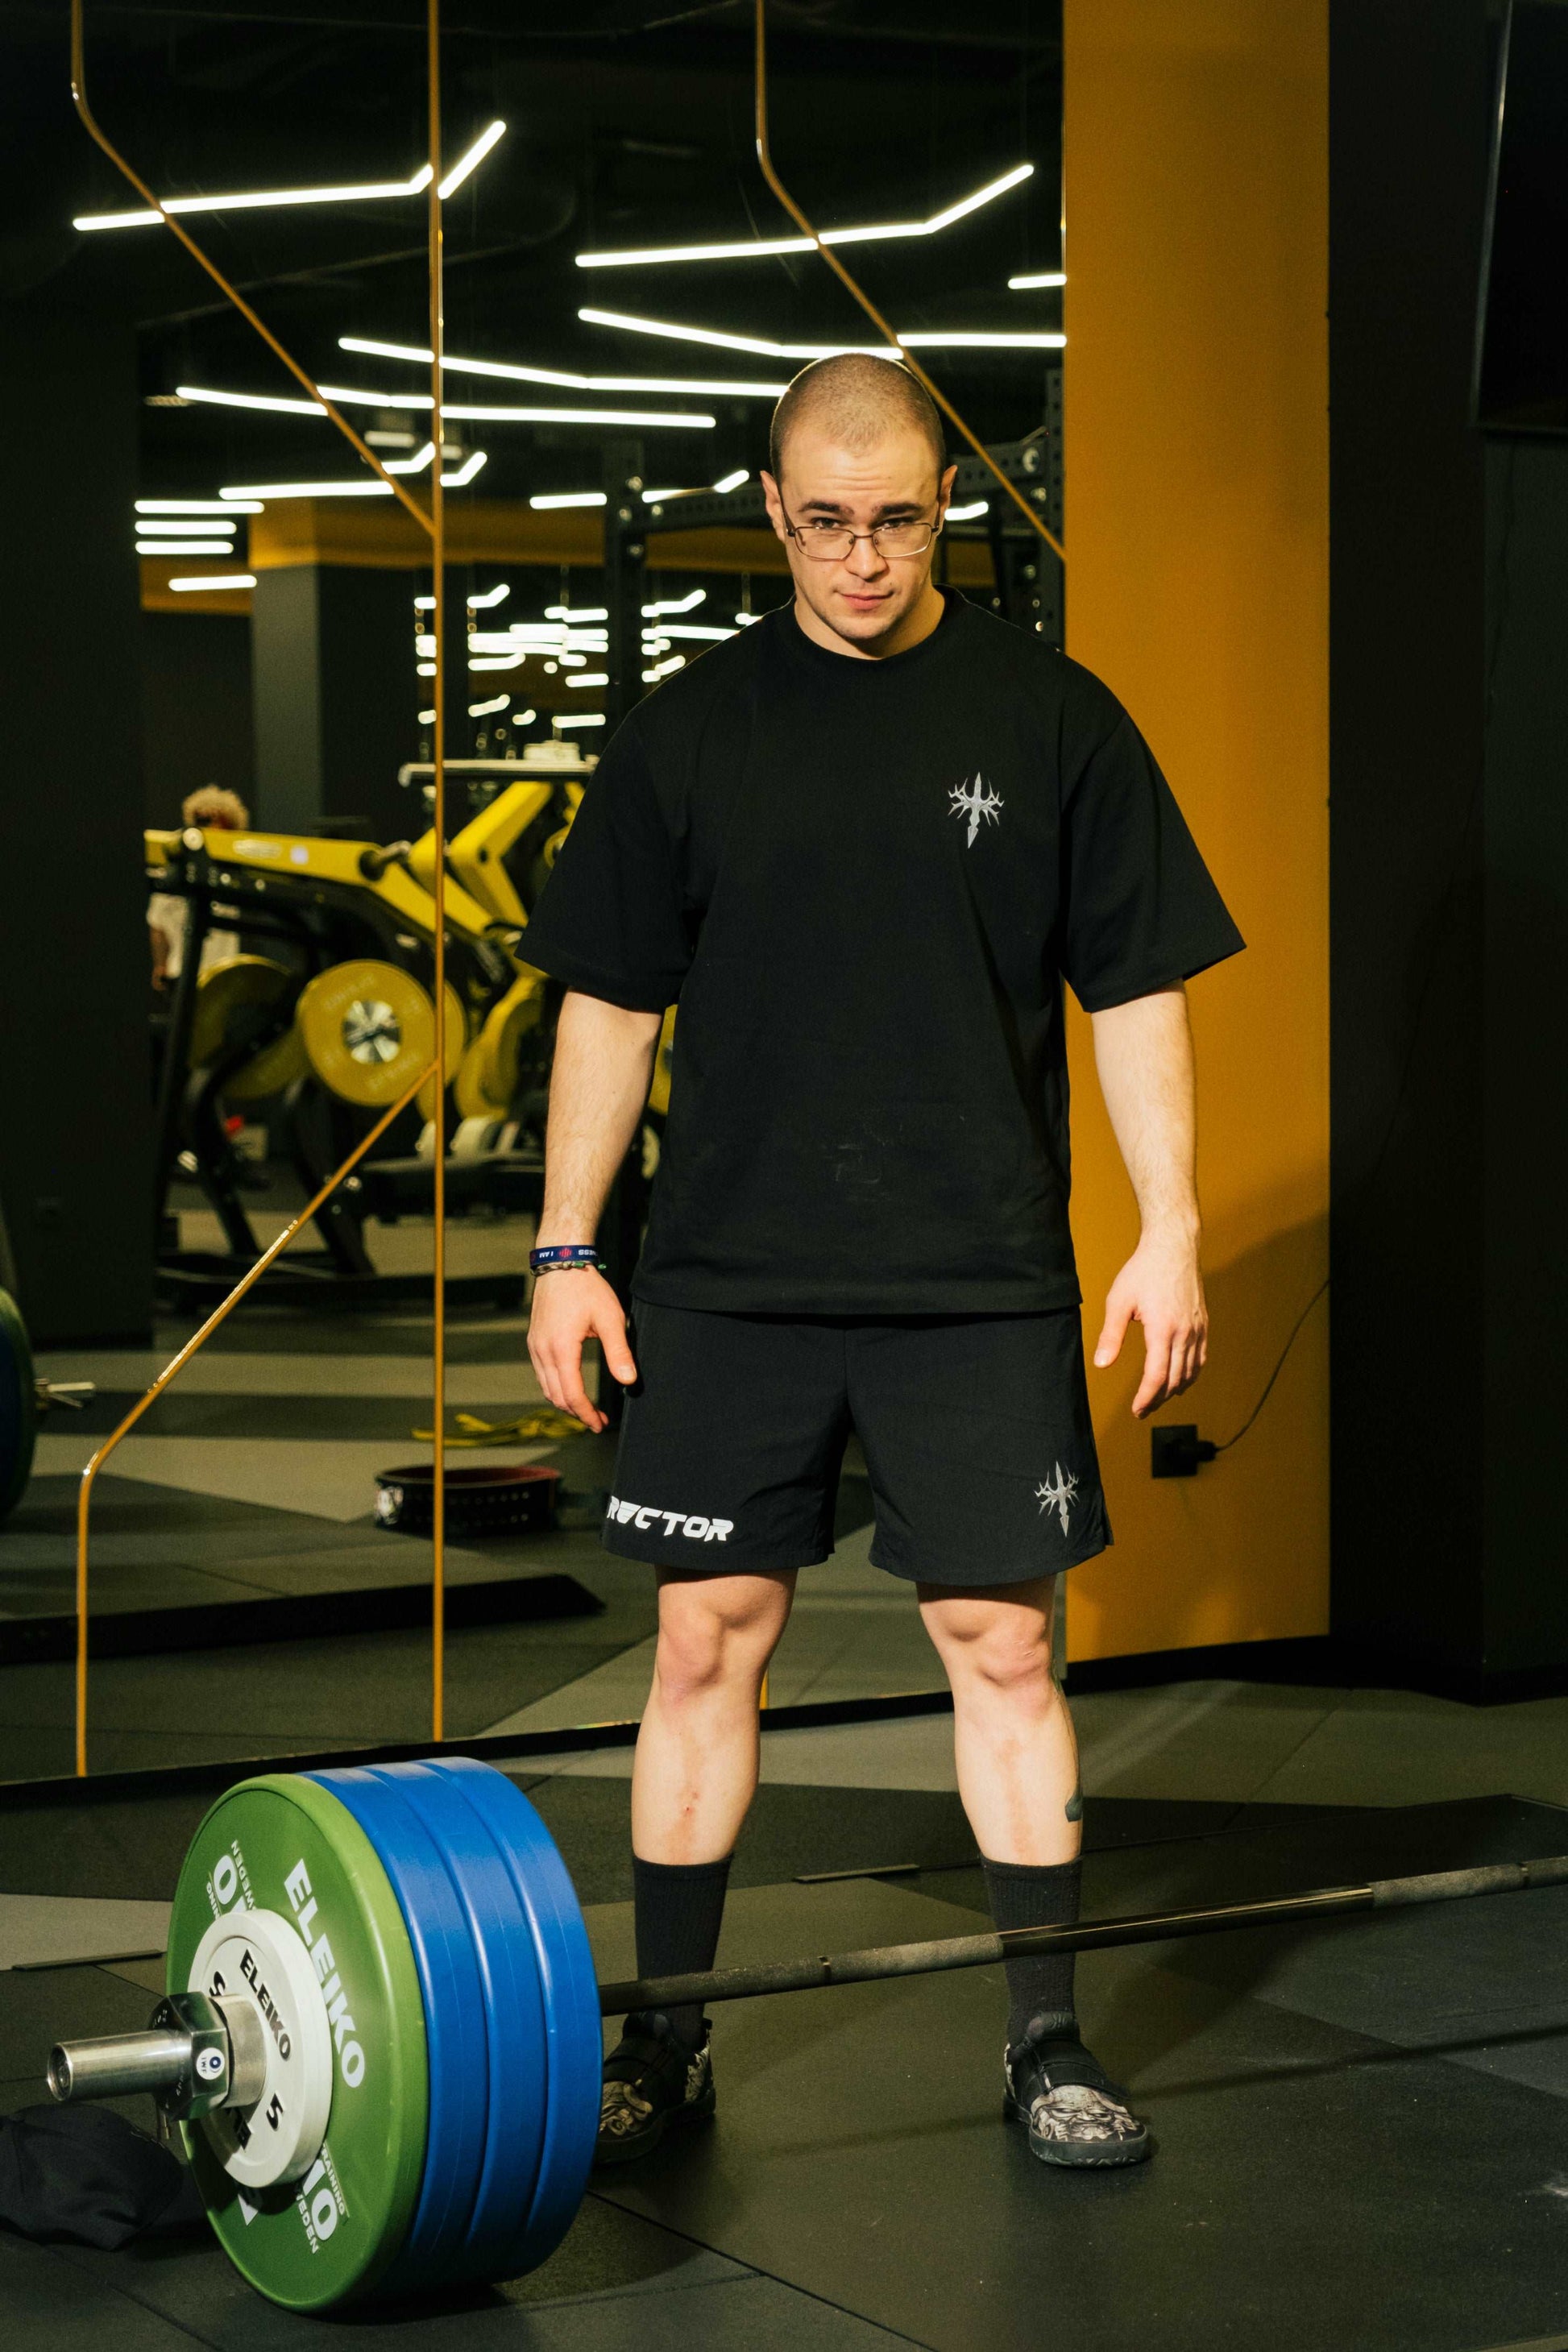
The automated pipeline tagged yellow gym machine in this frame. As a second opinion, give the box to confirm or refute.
[149,767,586,1309]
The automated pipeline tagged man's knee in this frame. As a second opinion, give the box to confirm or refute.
[654,1579,782,1703]
[934,1602,1056,1703]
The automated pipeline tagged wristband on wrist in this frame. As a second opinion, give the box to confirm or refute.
[529,1244,608,1274]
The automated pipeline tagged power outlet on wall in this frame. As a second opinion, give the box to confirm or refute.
[1151,1424,1217,1479]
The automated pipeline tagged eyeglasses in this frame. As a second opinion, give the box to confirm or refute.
[781,503,944,562]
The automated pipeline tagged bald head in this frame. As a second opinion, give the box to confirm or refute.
[769,354,945,488]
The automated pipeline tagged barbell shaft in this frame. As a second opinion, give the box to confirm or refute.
[595,1850,1568,2016]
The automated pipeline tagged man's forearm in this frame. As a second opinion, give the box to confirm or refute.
[1088,985,1200,1240]
[537,989,662,1246]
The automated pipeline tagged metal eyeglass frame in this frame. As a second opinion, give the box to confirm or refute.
[779,500,946,562]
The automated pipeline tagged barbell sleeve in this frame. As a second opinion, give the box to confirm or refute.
[48,2027,193,2105]
[595,1850,1568,2016]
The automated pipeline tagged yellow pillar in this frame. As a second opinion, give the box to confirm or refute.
[1063,0,1329,1662]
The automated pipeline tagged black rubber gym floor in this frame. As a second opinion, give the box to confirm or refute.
[3,1783,1567,2349]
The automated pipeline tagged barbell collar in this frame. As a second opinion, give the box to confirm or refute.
[595,1851,1568,2016]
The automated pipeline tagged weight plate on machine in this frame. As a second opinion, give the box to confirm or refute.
[0,1288,36,1528]
[475,974,546,1114]
[361,1763,550,2284]
[425,1759,599,2268]
[298,961,464,1110]
[167,1775,427,2313]
[188,956,307,1103]
[306,1767,490,2288]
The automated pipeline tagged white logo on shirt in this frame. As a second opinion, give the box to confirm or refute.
[948,774,1005,847]
[1035,1462,1079,1536]
[608,1495,733,1543]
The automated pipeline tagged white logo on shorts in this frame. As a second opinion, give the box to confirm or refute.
[608,1496,733,1543]
[1035,1463,1079,1536]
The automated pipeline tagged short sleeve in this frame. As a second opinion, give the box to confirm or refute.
[1059,711,1245,1013]
[520,724,691,1014]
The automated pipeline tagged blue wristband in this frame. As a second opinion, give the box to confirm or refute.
[529,1245,605,1272]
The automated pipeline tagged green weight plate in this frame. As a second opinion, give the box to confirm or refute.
[167,1775,429,2313]
[0,1288,35,1528]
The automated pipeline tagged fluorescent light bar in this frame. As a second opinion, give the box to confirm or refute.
[651,624,736,641]
[586,236,814,268]
[317,384,433,409]
[442,403,715,428]
[138,539,241,554]
[641,487,686,502]
[384,442,434,475]
[168,574,257,591]
[642,589,706,616]
[579,307,895,361]
[566,672,610,688]
[176,385,325,417]
[545,604,610,621]
[643,655,687,681]
[339,335,786,400]
[135,520,237,536]
[136,498,262,515]
[469,653,526,671]
[442,450,487,486]
[945,500,989,521]
[467,583,510,608]
[898,331,1065,349]
[554,713,605,728]
[530,492,605,510]
[74,164,436,234]
[438,120,507,200]
[712,468,749,493]
[221,479,394,501]
[575,163,1035,269]
[1009,271,1067,290]
[468,692,511,716]
[579,309,1064,359]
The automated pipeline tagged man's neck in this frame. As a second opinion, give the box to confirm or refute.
[791,579,948,662]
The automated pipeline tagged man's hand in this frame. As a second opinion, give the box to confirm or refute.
[1093,1230,1209,1418]
[528,1269,639,1435]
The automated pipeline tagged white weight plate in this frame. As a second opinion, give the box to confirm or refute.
[189,1906,334,2190]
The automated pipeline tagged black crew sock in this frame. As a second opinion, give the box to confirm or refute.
[630,1852,732,2052]
[982,1855,1083,2047]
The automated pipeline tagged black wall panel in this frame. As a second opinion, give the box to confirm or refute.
[0,304,152,1345]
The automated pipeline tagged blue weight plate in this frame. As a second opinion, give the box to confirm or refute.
[365,1763,550,2282]
[307,1767,489,2292]
[425,1760,600,2271]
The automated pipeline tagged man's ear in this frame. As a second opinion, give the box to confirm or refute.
[759,468,790,545]
[936,461,959,516]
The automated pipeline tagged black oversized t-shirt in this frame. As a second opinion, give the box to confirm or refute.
[521,593,1243,1314]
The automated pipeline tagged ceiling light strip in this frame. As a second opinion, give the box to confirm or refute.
[75,165,436,233]
[575,162,1033,270]
[74,124,506,234]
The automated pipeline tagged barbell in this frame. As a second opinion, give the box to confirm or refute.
[44,1756,1568,2314]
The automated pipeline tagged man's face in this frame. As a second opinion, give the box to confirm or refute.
[761,419,958,653]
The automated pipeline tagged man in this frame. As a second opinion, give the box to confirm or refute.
[523,355,1243,2174]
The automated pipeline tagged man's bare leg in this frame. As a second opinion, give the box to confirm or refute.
[919,1572,1147,2163]
[632,1566,796,1862]
[918,1574,1078,1863]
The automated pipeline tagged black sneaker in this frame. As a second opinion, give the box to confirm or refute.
[1003,2023,1151,2167]
[595,2010,716,2166]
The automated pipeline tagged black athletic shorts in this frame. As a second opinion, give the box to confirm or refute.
[602,1302,1112,1587]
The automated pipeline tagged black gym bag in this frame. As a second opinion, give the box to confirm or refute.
[0,2104,205,2249]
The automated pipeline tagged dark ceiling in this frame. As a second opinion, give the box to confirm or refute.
[2,0,1062,500]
